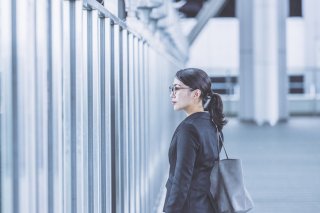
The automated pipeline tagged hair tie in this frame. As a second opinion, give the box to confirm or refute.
[204,95,212,109]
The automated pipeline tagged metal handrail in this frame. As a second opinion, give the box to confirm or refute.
[84,0,140,37]
[83,0,188,64]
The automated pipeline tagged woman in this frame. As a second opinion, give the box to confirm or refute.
[163,68,227,213]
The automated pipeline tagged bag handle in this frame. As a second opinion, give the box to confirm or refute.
[213,122,229,160]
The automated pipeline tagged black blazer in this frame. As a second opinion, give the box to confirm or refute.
[163,112,220,213]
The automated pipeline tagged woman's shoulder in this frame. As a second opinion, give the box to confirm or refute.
[177,117,207,134]
[174,120,198,138]
[174,112,213,136]
[184,112,211,127]
[184,112,210,122]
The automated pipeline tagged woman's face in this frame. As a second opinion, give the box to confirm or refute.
[170,78,194,111]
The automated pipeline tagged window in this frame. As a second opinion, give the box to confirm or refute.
[211,76,238,95]
[288,75,304,94]
[289,0,302,17]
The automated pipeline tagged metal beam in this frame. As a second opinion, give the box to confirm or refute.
[187,0,227,45]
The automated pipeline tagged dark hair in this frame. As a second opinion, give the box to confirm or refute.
[175,68,227,131]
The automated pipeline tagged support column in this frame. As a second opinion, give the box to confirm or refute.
[237,0,288,125]
[304,0,320,107]
[304,0,320,69]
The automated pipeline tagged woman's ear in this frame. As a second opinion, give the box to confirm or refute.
[193,89,202,98]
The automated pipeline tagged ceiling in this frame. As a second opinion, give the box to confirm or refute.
[176,0,235,18]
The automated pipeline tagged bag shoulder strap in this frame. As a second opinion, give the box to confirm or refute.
[213,122,229,160]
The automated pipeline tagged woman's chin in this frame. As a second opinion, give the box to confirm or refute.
[173,105,182,111]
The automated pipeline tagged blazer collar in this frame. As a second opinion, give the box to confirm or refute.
[184,111,210,121]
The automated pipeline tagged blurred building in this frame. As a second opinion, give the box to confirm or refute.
[183,0,320,123]
[0,0,319,213]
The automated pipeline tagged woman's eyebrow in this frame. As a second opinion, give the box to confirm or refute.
[173,83,182,87]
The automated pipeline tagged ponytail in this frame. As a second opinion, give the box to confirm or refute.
[204,92,227,131]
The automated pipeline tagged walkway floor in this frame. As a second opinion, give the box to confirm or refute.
[223,116,320,213]
[157,116,320,213]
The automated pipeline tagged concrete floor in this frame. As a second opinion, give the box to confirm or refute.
[158,116,320,213]
[223,116,320,213]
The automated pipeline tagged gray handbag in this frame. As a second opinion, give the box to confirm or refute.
[210,127,254,213]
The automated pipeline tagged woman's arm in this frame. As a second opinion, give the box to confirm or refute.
[164,124,199,212]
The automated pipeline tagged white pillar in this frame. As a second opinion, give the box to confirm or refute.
[304,0,320,68]
[237,0,288,125]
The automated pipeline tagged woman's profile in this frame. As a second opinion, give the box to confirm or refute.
[163,68,227,213]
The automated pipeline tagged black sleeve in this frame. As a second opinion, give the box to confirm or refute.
[165,124,200,212]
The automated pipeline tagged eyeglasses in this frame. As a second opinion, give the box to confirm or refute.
[169,85,191,95]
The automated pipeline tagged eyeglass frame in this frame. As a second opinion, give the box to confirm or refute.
[169,85,193,95]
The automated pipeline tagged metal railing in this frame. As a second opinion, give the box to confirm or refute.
[0,1,184,213]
